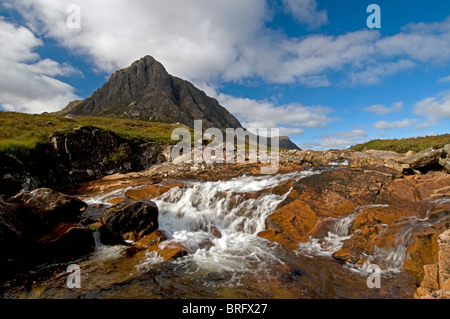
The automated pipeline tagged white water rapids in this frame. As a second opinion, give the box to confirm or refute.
[84,170,448,278]
[138,171,320,277]
[2,170,431,298]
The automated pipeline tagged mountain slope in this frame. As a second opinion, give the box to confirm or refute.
[59,55,300,150]
[59,55,241,130]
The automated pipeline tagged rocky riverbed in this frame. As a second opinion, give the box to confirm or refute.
[1,144,449,299]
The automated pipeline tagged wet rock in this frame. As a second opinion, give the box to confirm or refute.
[135,230,168,249]
[261,200,318,249]
[102,199,159,241]
[157,242,189,261]
[125,182,183,200]
[332,248,361,264]
[8,188,87,234]
[36,222,95,258]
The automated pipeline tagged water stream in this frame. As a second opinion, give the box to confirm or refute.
[0,170,420,299]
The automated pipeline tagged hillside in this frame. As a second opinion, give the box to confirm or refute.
[350,134,450,154]
[0,111,186,159]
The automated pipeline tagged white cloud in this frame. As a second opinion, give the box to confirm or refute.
[8,0,450,89]
[348,60,415,85]
[0,18,79,113]
[364,102,403,115]
[313,129,368,149]
[438,75,450,83]
[376,17,450,62]
[414,90,450,119]
[282,0,328,29]
[214,92,335,136]
[373,119,417,130]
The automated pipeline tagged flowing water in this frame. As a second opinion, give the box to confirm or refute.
[0,170,420,299]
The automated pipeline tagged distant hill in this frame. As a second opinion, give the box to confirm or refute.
[58,55,299,150]
[350,134,450,154]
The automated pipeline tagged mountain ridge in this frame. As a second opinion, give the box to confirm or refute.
[59,55,300,150]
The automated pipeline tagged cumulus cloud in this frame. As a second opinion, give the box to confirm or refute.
[0,18,79,113]
[364,102,403,115]
[373,119,417,130]
[7,0,450,89]
[414,90,450,119]
[282,0,328,29]
[317,129,368,149]
[438,75,450,83]
[216,92,335,136]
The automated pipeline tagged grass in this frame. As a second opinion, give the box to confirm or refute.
[0,111,192,161]
[350,134,450,154]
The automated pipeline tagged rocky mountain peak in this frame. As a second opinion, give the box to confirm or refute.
[59,55,300,149]
[60,55,242,130]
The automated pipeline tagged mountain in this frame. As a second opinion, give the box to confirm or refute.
[59,55,300,149]
[59,55,241,130]
[279,136,301,150]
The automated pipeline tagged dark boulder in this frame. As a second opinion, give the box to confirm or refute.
[102,200,159,241]
[36,222,95,259]
[0,198,22,260]
[0,151,25,198]
[8,188,86,234]
[49,126,165,185]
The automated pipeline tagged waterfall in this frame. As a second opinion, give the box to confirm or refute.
[92,231,103,249]
[137,170,321,273]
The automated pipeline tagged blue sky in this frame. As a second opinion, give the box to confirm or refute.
[1,0,450,149]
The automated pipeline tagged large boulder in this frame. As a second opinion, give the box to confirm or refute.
[1,189,95,264]
[36,222,95,259]
[439,158,450,173]
[102,200,159,241]
[8,188,86,234]
[50,126,165,185]
[259,167,401,248]
[415,229,450,299]
[397,148,444,171]
[0,198,22,260]
[0,151,26,198]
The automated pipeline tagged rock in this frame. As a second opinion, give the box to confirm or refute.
[0,197,22,259]
[135,230,168,249]
[397,148,444,171]
[125,182,183,200]
[443,144,450,157]
[332,248,361,264]
[49,126,166,186]
[260,200,318,249]
[102,199,159,241]
[260,167,402,249]
[36,222,95,259]
[8,188,87,234]
[414,264,439,298]
[439,230,450,290]
[439,158,450,173]
[415,229,450,299]
[0,151,25,198]
[157,242,189,261]
[377,174,450,205]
